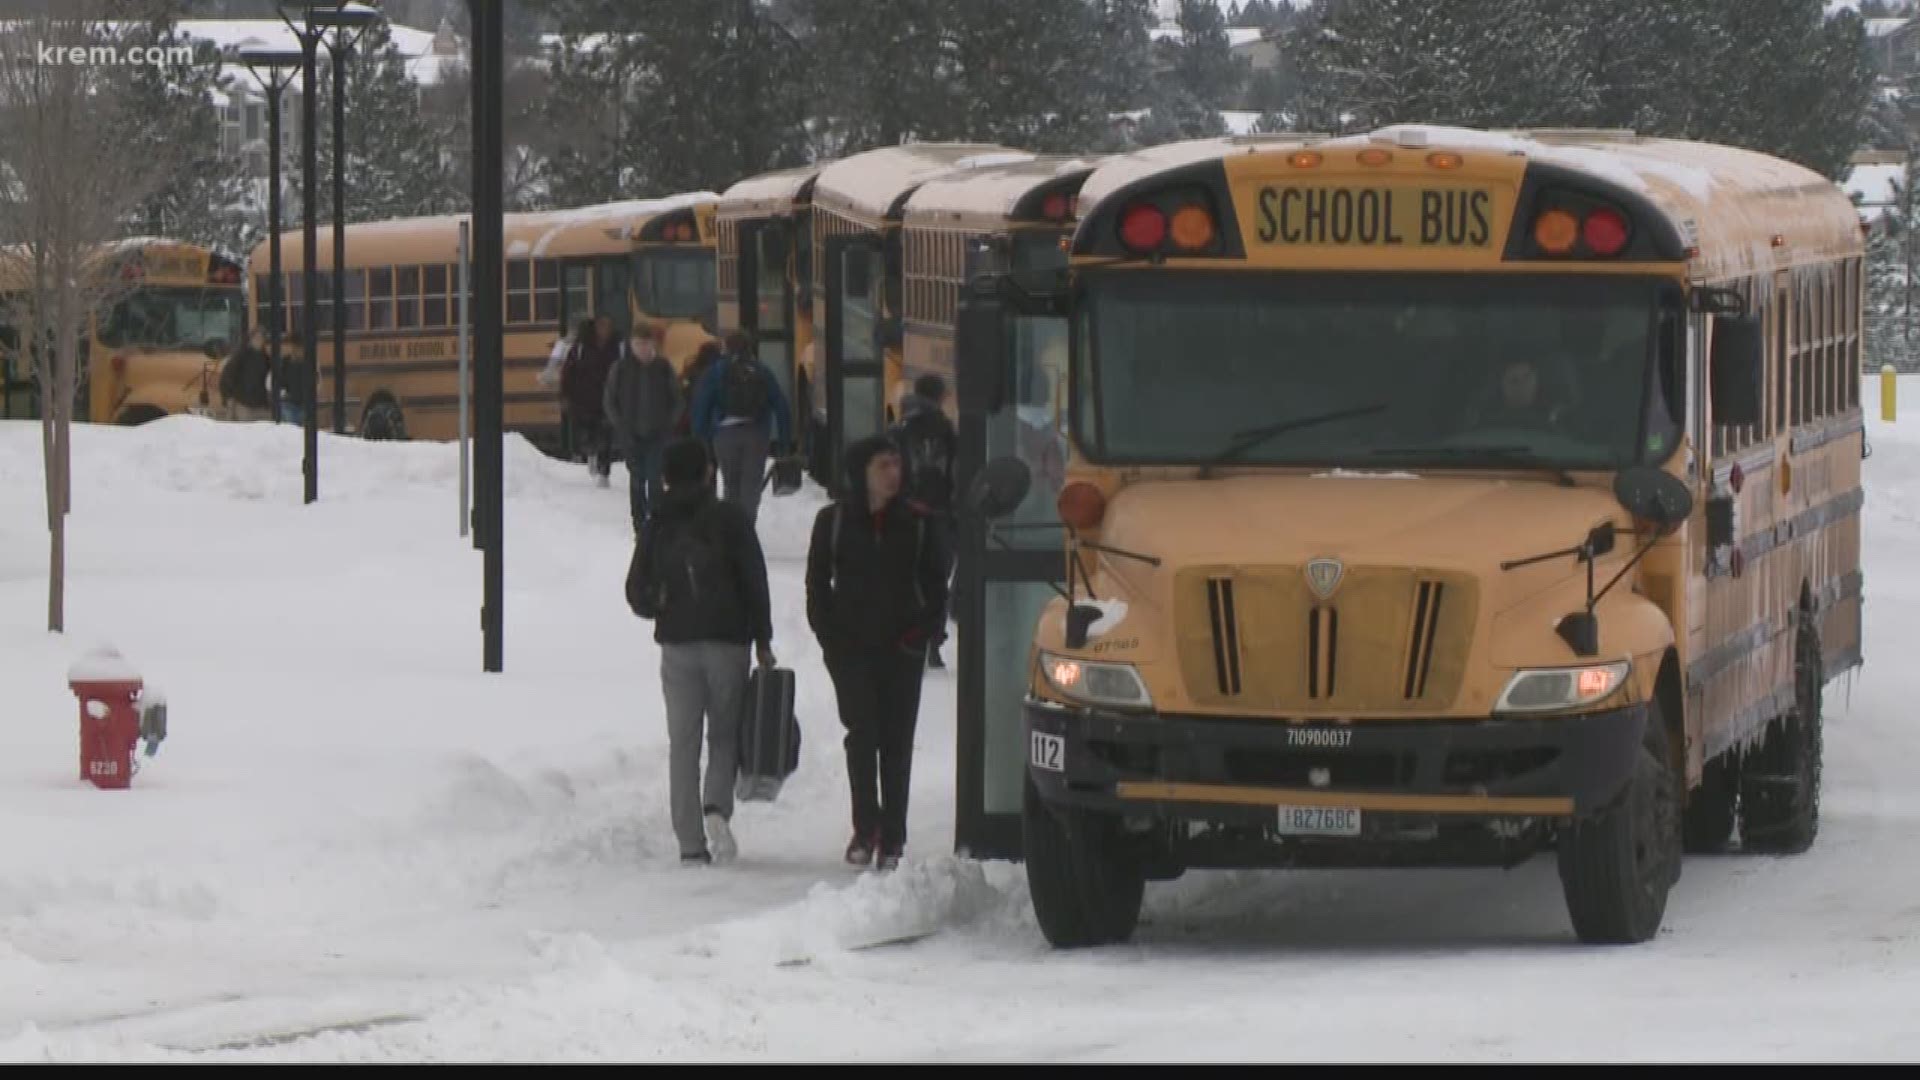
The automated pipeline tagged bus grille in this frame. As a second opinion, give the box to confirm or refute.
[1179,567,1477,715]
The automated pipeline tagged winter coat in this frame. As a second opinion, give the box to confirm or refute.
[626,482,773,647]
[604,349,681,443]
[888,393,957,513]
[690,353,793,443]
[220,346,273,409]
[561,337,621,422]
[805,434,949,655]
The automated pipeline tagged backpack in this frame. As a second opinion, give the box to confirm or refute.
[720,357,771,421]
[893,413,953,505]
[629,505,736,623]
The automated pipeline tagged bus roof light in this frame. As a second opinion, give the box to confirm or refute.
[1533,209,1579,255]
[1288,151,1323,169]
[1357,148,1393,167]
[1058,482,1107,531]
[1041,192,1071,221]
[1169,205,1216,251]
[1582,207,1630,257]
[1426,151,1464,170]
[1119,203,1167,254]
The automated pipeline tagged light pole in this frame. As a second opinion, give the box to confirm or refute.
[310,3,382,436]
[469,0,503,672]
[238,48,302,428]
[278,4,332,505]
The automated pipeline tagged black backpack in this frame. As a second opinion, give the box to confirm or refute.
[721,357,771,421]
[630,506,737,622]
[893,413,952,504]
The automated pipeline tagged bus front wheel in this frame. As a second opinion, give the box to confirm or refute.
[1556,697,1682,944]
[1023,777,1144,949]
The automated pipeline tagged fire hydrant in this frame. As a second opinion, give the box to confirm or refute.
[67,648,164,790]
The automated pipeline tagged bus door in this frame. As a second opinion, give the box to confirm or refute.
[594,256,631,337]
[559,262,591,332]
[738,219,797,418]
[823,234,888,497]
[954,298,1072,859]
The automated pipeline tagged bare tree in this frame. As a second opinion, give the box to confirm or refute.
[0,4,170,632]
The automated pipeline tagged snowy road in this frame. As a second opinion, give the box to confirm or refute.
[3,386,1917,1061]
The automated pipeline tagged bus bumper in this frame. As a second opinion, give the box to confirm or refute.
[1023,698,1649,825]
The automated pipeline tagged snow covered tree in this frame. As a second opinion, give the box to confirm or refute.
[1090,0,1158,149]
[539,0,808,199]
[1136,0,1247,143]
[288,20,460,223]
[930,0,1120,153]
[115,6,253,253]
[796,0,950,156]
[1866,157,1920,370]
[1285,0,1594,134]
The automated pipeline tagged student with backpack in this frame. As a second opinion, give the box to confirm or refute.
[562,314,622,487]
[691,330,792,526]
[805,435,949,871]
[887,374,959,669]
[626,438,777,867]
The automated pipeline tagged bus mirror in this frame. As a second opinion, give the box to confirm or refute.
[1691,287,1746,317]
[957,290,1008,415]
[969,456,1032,520]
[1612,465,1693,532]
[1709,314,1764,428]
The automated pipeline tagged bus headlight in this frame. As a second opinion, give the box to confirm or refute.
[1493,661,1629,714]
[1039,652,1154,710]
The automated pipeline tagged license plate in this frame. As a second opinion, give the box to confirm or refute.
[1030,732,1065,772]
[1276,805,1361,837]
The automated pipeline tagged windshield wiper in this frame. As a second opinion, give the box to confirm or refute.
[1369,444,1578,487]
[1199,403,1388,478]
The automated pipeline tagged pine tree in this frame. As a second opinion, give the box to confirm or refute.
[288,21,459,223]
[1866,158,1920,369]
[111,6,254,253]
[1138,0,1247,143]
[1091,0,1159,148]
[798,0,949,156]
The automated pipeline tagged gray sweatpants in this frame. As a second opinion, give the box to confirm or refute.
[660,641,749,856]
[712,422,771,525]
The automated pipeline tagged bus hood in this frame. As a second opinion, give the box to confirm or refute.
[1093,471,1632,616]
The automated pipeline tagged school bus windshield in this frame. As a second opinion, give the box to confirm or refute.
[99,286,244,351]
[1078,272,1681,471]
[633,248,715,321]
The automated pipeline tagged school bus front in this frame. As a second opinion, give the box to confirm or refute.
[971,131,1817,949]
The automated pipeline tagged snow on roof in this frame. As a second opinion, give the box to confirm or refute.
[1150,26,1266,47]
[178,19,437,58]
[815,145,1035,222]
[1847,162,1904,221]
[516,193,717,257]
[1867,17,1911,36]
[1222,110,1263,136]
[904,157,1106,220]
[719,164,831,214]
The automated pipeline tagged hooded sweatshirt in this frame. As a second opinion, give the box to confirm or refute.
[805,435,950,653]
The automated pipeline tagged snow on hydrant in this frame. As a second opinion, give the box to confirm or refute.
[66,646,167,790]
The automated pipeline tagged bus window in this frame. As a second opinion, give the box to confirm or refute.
[594,256,631,335]
[1011,230,1068,273]
[98,287,242,352]
[635,249,716,320]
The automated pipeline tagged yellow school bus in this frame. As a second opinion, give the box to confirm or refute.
[0,238,246,424]
[717,145,1038,491]
[250,195,717,449]
[957,125,1865,946]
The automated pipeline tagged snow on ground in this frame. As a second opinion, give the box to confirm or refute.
[4,381,1920,1061]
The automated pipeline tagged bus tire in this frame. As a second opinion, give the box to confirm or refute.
[1681,753,1739,854]
[1556,697,1681,944]
[1738,621,1823,854]
[116,405,167,426]
[360,397,407,442]
[1023,776,1144,949]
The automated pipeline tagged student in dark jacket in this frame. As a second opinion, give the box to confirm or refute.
[627,437,777,867]
[805,434,949,871]
[219,329,274,421]
[562,314,621,486]
[887,373,959,669]
[604,321,681,534]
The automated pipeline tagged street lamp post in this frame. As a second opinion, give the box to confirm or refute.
[309,3,382,437]
[279,4,331,505]
[238,48,303,429]
[469,0,503,672]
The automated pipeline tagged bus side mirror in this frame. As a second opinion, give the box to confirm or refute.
[957,287,1008,416]
[1709,314,1764,429]
[968,456,1031,520]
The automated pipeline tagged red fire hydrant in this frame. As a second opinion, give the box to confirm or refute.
[68,649,146,790]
